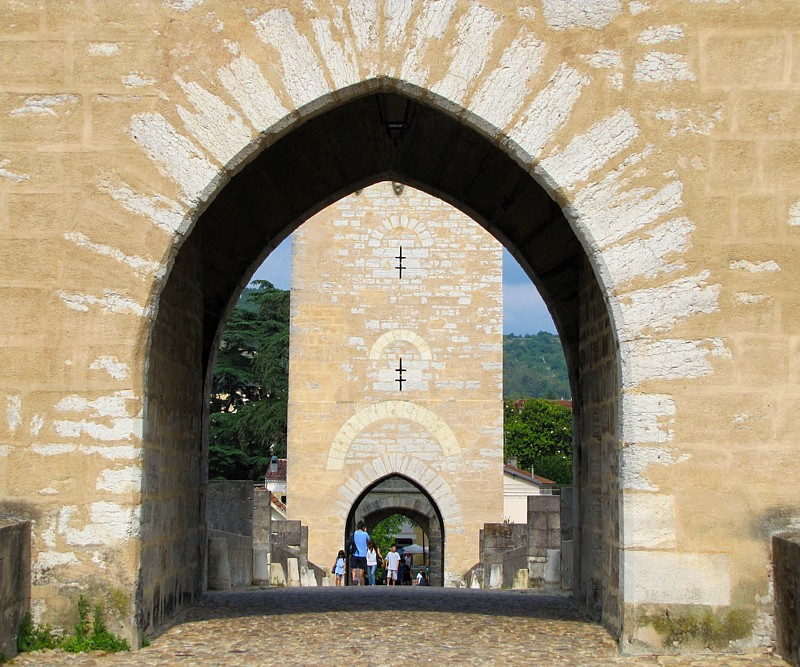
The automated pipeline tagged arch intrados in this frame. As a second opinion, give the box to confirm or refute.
[345,472,446,538]
[153,87,597,399]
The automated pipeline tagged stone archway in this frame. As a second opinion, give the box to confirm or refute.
[345,474,445,587]
[1,1,795,656]
[144,86,619,637]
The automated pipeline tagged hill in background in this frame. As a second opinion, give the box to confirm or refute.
[503,332,571,400]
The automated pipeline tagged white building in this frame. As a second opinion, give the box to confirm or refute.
[503,462,556,524]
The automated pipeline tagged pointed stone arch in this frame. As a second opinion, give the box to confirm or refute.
[6,2,782,654]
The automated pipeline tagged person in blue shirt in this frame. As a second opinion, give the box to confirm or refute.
[351,521,370,586]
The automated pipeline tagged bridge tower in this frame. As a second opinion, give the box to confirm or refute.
[287,181,504,585]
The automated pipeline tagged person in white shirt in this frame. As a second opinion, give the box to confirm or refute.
[385,544,401,586]
[365,540,382,585]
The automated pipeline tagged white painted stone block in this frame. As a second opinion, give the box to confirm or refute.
[622,493,676,548]
[541,0,622,30]
[545,549,561,584]
[269,562,286,587]
[623,551,730,606]
[513,568,530,589]
[252,547,269,584]
[300,566,317,587]
[287,558,301,587]
[620,393,675,444]
[620,445,689,492]
[489,563,503,589]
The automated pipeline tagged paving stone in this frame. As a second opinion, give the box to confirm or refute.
[10,589,787,666]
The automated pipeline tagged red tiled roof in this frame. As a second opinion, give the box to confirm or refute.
[264,458,287,481]
[270,493,286,512]
[503,463,556,486]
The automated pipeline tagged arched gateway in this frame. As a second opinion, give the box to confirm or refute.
[346,474,446,587]
[0,0,798,657]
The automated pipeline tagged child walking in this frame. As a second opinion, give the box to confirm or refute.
[333,549,346,586]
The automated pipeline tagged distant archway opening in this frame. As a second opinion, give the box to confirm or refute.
[344,474,445,587]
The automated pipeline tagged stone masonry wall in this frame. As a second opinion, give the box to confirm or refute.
[773,532,800,665]
[139,238,206,638]
[576,256,621,629]
[207,481,253,538]
[0,1,798,653]
[288,182,504,585]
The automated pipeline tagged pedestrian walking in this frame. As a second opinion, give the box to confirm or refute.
[385,544,401,586]
[333,549,346,586]
[351,520,370,585]
[365,539,382,585]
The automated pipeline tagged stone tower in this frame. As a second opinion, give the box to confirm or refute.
[286,181,504,585]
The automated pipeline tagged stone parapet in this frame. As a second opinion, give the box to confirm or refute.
[0,518,30,660]
[773,532,800,665]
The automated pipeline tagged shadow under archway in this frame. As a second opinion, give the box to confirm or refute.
[143,88,620,638]
[345,474,445,587]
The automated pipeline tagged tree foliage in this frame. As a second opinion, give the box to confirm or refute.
[504,398,573,485]
[503,332,571,400]
[369,513,408,558]
[208,281,290,480]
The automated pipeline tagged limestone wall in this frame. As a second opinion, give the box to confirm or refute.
[207,481,253,538]
[0,0,796,653]
[576,256,621,627]
[773,532,800,665]
[138,235,207,638]
[287,182,504,585]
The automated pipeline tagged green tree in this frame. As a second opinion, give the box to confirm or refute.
[504,398,573,485]
[370,513,408,558]
[208,281,290,480]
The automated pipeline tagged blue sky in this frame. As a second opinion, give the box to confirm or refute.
[250,237,556,336]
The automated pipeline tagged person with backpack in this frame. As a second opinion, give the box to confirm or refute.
[351,521,370,586]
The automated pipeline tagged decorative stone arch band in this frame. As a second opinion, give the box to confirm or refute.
[334,455,465,536]
[326,400,460,470]
[370,214,433,248]
[368,329,433,361]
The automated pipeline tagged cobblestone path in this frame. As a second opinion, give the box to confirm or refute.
[11,588,787,666]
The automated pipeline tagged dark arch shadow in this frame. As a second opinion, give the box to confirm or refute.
[141,88,618,637]
[164,91,585,388]
[344,473,445,586]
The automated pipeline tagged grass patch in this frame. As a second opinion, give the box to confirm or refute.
[18,594,130,656]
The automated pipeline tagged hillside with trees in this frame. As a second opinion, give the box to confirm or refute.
[504,398,573,484]
[503,332,571,400]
